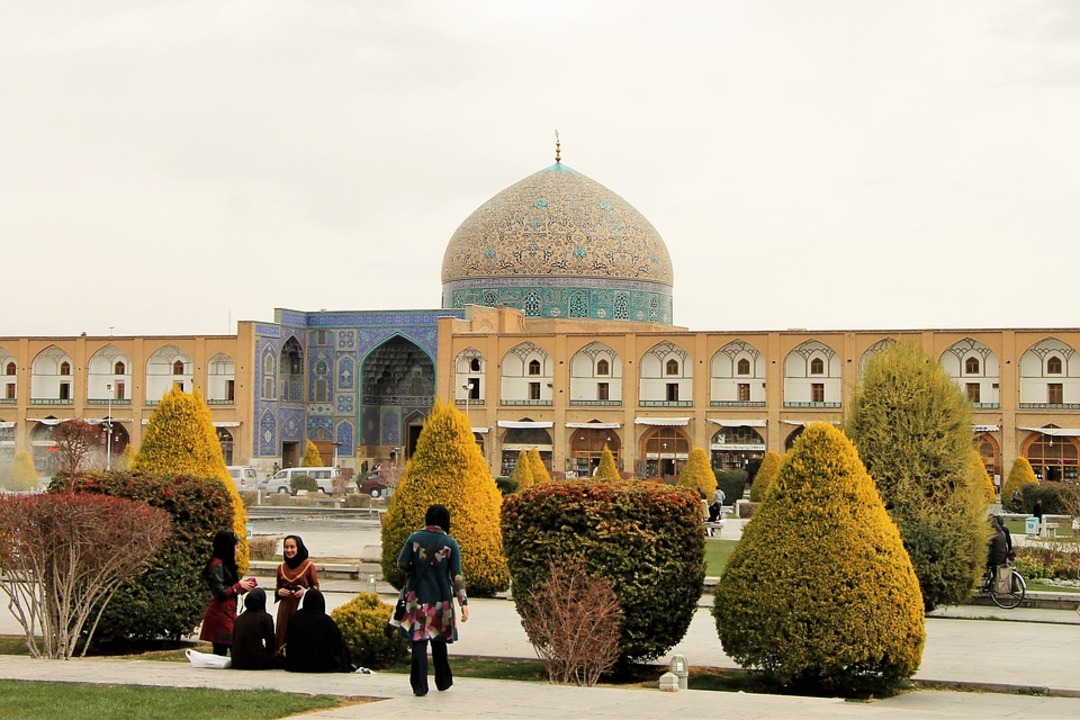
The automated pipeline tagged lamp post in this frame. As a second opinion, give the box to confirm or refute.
[662,442,668,478]
[105,383,113,471]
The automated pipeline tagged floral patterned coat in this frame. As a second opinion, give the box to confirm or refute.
[396,526,468,643]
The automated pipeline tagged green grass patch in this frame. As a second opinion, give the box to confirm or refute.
[0,681,349,720]
[383,655,548,681]
[0,636,32,656]
[705,538,738,577]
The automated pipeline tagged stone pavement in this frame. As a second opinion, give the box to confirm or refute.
[4,514,1080,718]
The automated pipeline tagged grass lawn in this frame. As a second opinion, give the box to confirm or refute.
[705,538,738,577]
[0,681,352,720]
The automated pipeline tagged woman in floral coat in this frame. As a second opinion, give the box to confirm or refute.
[396,504,469,696]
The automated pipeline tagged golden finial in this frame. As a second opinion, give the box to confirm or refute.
[555,130,561,163]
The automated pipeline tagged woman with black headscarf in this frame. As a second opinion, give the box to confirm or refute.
[231,587,279,670]
[283,589,353,673]
[274,534,319,652]
[396,504,469,696]
[199,530,255,656]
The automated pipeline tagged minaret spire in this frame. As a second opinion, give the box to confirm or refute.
[555,130,561,163]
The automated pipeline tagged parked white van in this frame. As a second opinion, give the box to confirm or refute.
[227,466,258,489]
[258,467,342,495]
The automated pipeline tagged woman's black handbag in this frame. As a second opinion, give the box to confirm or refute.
[384,589,407,638]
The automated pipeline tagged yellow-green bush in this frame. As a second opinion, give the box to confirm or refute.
[594,445,620,481]
[749,451,782,502]
[715,423,925,695]
[134,387,249,573]
[512,450,535,491]
[529,448,551,484]
[1002,457,1038,510]
[845,341,985,612]
[966,450,996,506]
[1,450,38,491]
[380,401,509,596]
[331,592,409,669]
[301,440,324,467]
[676,447,716,495]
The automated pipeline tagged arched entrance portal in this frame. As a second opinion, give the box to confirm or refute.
[710,424,765,472]
[1022,428,1080,482]
[975,431,1001,487]
[359,336,435,463]
[639,427,690,478]
[568,424,621,477]
[499,421,552,476]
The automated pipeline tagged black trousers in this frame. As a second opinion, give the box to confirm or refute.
[411,639,452,695]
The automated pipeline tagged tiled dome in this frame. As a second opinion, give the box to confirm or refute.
[441,163,674,324]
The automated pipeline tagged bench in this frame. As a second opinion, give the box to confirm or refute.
[705,519,725,537]
[1041,522,1059,539]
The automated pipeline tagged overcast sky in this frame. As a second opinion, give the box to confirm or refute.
[3,1,1078,338]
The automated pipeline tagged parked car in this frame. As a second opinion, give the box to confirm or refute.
[257,467,342,495]
[226,465,258,489]
[360,472,390,498]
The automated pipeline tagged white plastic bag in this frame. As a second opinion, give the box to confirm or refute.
[185,648,232,669]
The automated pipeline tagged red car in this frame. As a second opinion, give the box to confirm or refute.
[360,473,389,498]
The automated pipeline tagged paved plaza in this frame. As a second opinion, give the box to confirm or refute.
[3,513,1080,718]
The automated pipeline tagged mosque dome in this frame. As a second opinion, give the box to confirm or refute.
[440,160,674,324]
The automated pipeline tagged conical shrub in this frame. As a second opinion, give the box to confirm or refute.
[594,445,621,481]
[1002,457,1038,510]
[715,422,925,694]
[2,450,38,491]
[749,451,782,502]
[512,450,535,491]
[845,341,986,611]
[133,387,248,572]
[380,401,509,596]
[301,440,324,467]
[676,446,716,495]
[966,450,996,506]
[529,448,551,484]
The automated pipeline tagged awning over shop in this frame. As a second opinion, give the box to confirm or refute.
[974,425,1001,433]
[1019,427,1080,437]
[472,427,489,434]
[707,418,767,428]
[781,419,842,426]
[634,417,690,426]
[497,421,554,429]
[0,421,14,429]
[27,418,65,425]
[213,421,241,428]
[565,422,622,430]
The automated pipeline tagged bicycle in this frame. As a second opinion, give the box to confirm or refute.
[980,563,1026,609]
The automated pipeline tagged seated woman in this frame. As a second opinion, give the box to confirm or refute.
[231,587,279,670]
[283,589,353,673]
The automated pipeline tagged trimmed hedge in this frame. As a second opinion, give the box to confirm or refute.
[51,470,235,646]
[1022,482,1076,516]
[1002,457,1038,510]
[502,480,705,665]
[715,423,925,695]
[749,452,782,502]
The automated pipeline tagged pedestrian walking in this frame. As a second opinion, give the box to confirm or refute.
[396,504,469,696]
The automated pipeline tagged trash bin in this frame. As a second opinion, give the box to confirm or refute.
[246,521,254,540]
[1025,516,1039,535]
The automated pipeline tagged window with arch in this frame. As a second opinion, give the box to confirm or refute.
[172,360,185,375]
[596,358,610,376]
[59,362,71,376]
[5,362,14,375]
[470,358,481,372]
[114,361,126,375]
[528,359,541,376]
[965,357,980,375]
[1048,356,1063,374]
[810,358,824,375]
[737,358,750,375]
[665,359,679,376]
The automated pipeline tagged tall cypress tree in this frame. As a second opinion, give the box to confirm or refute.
[380,401,509,596]
[845,341,987,611]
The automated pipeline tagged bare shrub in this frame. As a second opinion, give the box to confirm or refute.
[0,492,171,658]
[52,419,103,475]
[344,494,372,509]
[267,492,293,507]
[519,557,623,686]
[248,535,280,561]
